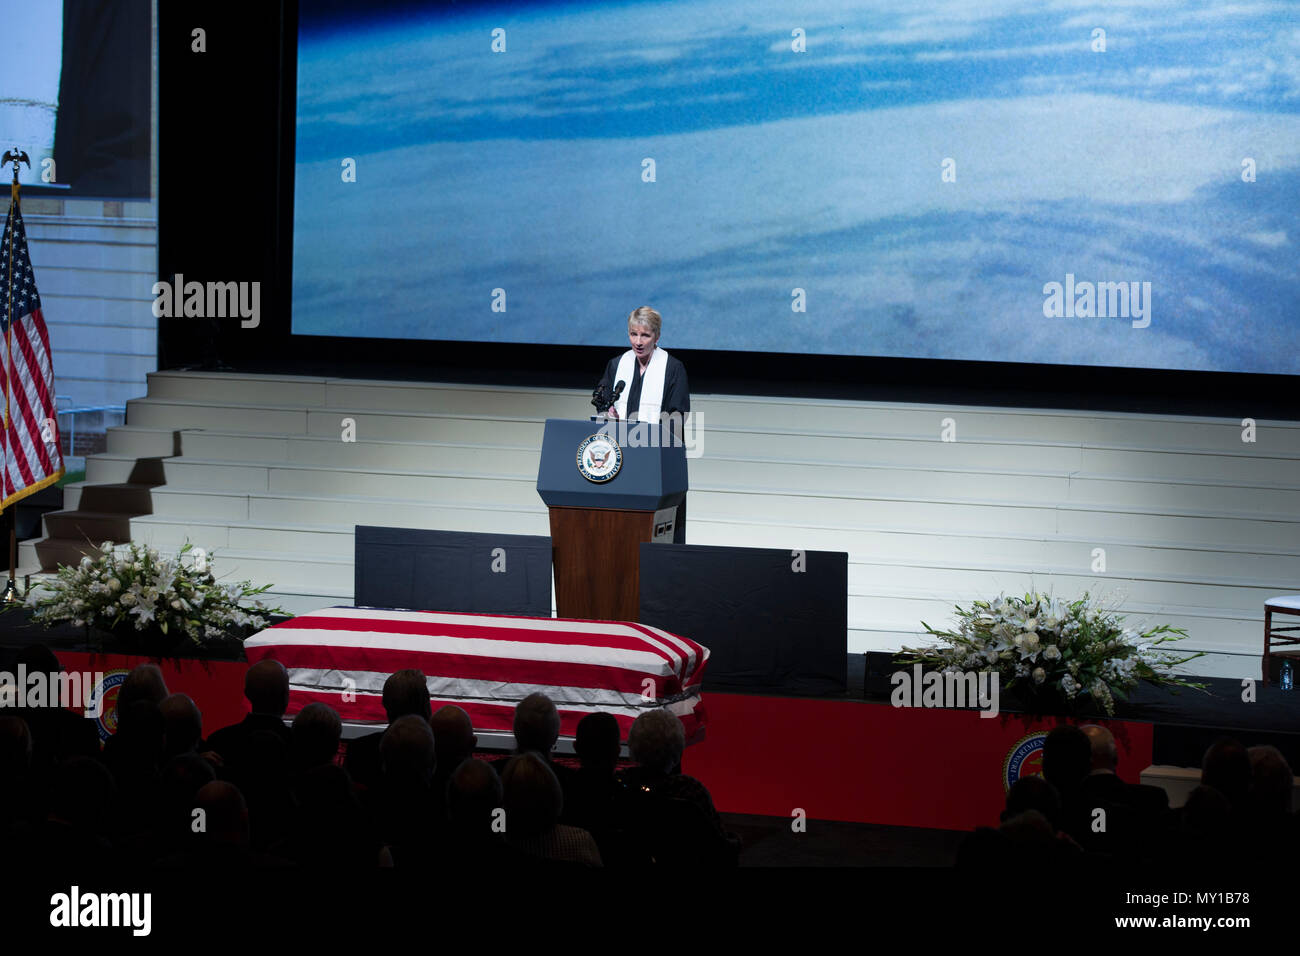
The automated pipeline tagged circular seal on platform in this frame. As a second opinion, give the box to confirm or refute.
[577,433,622,483]
[1003,731,1047,792]
[89,669,131,742]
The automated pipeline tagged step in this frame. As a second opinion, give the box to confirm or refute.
[158,457,538,502]
[842,562,1287,615]
[104,425,180,458]
[60,482,157,514]
[139,372,1300,451]
[846,590,1259,654]
[123,510,1300,587]
[173,419,1300,488]
[42,510,135,544]
[692,489,1300,551]
[127,511,552,554]
[24,536,108,573]
[137,479,1300,553]
[157,450,1300,517]
[122,512,1299,612]
[130,390,1300,457]
[178,430,539,474]
[144,485,549,525]
[84,453,169,486]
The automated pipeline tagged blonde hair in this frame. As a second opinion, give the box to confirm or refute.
[627,306,661,337]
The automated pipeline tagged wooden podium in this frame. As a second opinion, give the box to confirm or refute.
[536,418,687,622]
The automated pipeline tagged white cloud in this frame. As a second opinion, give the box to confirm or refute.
[1242,230,1288,247]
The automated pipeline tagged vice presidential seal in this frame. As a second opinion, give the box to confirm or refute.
[577,433,622,483]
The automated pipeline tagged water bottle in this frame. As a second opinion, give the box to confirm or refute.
[1282,659,1294,691]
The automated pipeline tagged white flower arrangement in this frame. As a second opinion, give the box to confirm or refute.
[25,541,285,648]
[900,591,1205,715]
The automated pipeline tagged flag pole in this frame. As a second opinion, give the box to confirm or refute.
[1,149,29,604]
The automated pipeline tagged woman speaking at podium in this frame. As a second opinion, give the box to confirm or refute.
[598,306,690,423]
[597,306,690,542]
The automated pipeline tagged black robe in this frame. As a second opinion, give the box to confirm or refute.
[598,352,690,418]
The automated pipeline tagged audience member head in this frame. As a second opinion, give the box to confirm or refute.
[382,669,432,724]
[999,808,1056,842]
[1003,774,1063,831]
[447,758,503,834]
[294,763,359,812]
[513,693,560,755]
[1082,724,1119,773]
[48,756,116,830]
[292,702,342,770]
[4,646,59,711]
[244,659,289,716]
[1247,745,1293,816]
[1042,725,1091,796]
[0,715,32,776]
[995,809,1070,862]
[380,714,436,786]
[628,710,685,775]
[244,729,290,785]
[194,781,249,849]
[117,663,169,712]
[501,751,563,837]
[430,705,476,774]
[575,712,620,772]
[157,753,217,829]
[1182,784,1232,837]
[159,693,203,757]
[1201,737,1251,811]
[112,700,166,766]
[14,643,61,683]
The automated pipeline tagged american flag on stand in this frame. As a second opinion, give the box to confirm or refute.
[1,196,63,508]
[244,606,710,740]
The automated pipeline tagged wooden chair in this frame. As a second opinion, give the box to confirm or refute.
[1263,596,1300,686]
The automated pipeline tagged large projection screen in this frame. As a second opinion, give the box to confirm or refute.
[291,1,1299,376]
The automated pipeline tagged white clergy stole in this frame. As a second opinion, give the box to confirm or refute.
[614,347,669,421]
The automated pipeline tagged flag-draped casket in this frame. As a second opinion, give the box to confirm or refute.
[243,606,709,739]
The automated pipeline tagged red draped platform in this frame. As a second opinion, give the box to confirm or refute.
[53,631,1151,832]
[681,692,1153,830]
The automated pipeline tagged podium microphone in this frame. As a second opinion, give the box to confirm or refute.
[613,380,626,402]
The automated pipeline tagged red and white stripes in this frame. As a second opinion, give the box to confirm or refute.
[244,606,709,739]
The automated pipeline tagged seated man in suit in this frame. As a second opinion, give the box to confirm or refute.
[489,693,574,798]
[1080,724,1170,812]
[429,704,477,803]
[3,645,101,771]
[1073,723,1170,859]
[616,709,739,864]
[343,669,431,789]
[206,659,293,774]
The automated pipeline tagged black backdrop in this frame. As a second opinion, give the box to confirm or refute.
[156,0,1300,421]
[354,526,553,617]
[639,542,848,695]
